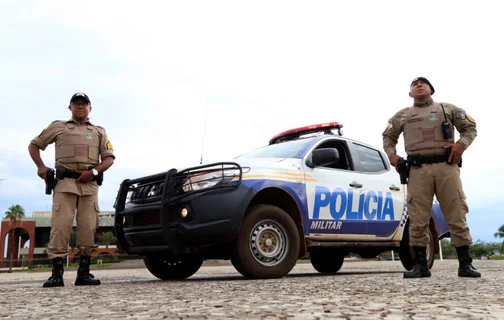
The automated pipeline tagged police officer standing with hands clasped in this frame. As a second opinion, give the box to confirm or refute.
[383,77,480,278]
[28,92,115,287]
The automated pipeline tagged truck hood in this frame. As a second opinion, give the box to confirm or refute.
[176,158,304,175]
[235,157,303,171]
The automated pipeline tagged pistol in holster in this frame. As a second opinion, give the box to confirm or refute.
[397,157,409,185]
[445,147,462,167]
[89,166,104,186]
[45,168,57,195]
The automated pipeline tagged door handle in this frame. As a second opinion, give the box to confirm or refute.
[349,181,362,188]
[389,185,400,191]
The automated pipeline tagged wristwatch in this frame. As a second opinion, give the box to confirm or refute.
[91,168,99,176]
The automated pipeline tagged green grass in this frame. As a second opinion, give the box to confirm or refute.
[490,255,504,260]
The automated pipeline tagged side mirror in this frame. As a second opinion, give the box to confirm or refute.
[306,148,340,168]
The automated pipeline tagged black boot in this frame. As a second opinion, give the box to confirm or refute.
[404,246,431,278]
[43,257,65,287]
[75,256,101,286]
[456,245,481,278]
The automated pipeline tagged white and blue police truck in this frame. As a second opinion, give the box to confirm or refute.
[113,122,449,280]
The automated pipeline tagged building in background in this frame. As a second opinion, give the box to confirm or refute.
[1,211,117,268]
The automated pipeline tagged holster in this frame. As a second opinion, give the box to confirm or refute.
[397,158,409,184]
[445,147,463,167]
[45,168,57,195]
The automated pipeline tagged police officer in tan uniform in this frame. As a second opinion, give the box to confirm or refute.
[28,92,115,287]
[383,77,480,278]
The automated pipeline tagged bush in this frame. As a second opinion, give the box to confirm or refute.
[435,239,501,260]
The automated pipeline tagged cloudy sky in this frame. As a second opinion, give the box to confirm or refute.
[1,0,502,243]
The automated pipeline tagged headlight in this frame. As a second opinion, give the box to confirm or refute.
[182,169,239,192]
[125,190,133,203]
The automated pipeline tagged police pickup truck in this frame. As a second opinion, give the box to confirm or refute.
[113,122,449,280]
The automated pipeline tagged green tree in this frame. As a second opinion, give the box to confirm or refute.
[469,240,500,260]
[437,239,457,259]
[4,204,25,221]
[4,204,25,272]
[494,224,504,255]
[97,231,116,248]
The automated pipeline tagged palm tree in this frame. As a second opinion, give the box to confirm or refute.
[4,204,25,221]
[494,224,504,255]
[4,204,25,272]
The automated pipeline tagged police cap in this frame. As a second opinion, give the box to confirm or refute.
[410,77,435,95]
[70,92,91,104]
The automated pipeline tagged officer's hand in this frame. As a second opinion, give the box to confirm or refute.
[444,143,465,165]
[76,170,94,183]
[37,166,50,180]
[389,154,401,173]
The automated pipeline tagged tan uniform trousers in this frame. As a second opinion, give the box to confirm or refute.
[47,191,99,259]
[407,162,472,247]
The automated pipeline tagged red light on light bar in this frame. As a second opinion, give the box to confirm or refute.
[269,122,343,145]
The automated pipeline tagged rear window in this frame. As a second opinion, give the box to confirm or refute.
[354,143,386,172]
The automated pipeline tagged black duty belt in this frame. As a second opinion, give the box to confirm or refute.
[55,165,103,185]
[56,166,81,179]
[407,153,449,167]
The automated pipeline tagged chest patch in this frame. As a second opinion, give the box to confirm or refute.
[429,113,438,121]
[86,132,94,139]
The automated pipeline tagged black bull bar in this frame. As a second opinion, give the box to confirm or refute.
[113,162,243,254]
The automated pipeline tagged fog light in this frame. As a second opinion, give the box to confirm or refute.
[181,208,189,218]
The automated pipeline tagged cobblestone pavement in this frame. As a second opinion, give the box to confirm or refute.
[0,259,503,319]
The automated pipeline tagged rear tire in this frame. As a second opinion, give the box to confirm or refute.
[399,220,436,270]
[143,254,203,280]
[231,205,300,279]
[309,248,345,273]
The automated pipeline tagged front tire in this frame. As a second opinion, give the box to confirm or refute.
[399,220,436,270]
[143,254,203,280]
[309,248,345,273]
[231,205,300,279]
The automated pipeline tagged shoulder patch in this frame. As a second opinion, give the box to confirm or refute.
[106,141,113,150]
[383,118,393,133]
[456,110,466,120]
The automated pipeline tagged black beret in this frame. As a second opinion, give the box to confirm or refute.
[410,77,435,95]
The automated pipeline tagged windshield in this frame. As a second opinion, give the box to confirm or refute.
[235,138,314,160]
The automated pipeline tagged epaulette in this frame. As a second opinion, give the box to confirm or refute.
[51,120,68,126]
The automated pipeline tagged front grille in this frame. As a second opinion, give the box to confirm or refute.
[125,211,161,227]
[129,175,186,204]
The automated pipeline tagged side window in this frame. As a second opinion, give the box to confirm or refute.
[354,143,386,173]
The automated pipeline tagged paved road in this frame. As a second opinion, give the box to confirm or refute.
[0,259,502,319]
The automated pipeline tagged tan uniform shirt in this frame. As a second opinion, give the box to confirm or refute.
[30,118,115,196]
[382,100,477,159]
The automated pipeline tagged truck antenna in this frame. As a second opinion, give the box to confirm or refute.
[200,98,209,164]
